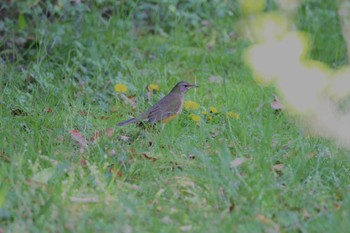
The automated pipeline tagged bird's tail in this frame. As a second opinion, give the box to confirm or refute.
[117,118,139,126]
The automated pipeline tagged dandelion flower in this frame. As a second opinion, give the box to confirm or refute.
[114,84,127,93]
[210,106,218,113]
[227,111,240,119]
[201,111,208,115]
[184,100,200,110]
[149,84,159,92]
[190,114,201,123]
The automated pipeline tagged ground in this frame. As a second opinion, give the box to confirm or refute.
[1,1,350,232]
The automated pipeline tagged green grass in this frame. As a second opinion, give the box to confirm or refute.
[1,1,350,232]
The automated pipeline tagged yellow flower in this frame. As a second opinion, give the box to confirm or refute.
[227,111,240,119]
[149,84,159,92]
[190,114,201,123]
[210,106,218,113]
[207,115,213,121]
[201,111,208,115]
[114,84,127,93]
[239,0,265,14]
[184,100,199,110]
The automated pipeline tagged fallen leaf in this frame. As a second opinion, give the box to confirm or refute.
[119,94,137,109]
[273,163,284,171]
[256,214,272,225]
[120,135,130,142]
[141,153,158,162]
[80,159,88,166]
[302,208,311,220]
[98,115,110,120]
[0,150,10,162]
[201,20,210,26]
[11,108,28,116]
[90,128,115,143]
[79,111,88,116]
[116,170,123,178]
[129,148,137,155]
[209,75,223,84]
[162,216,172,224]
[106,128,114,138]
[230,157,245,168]
[271,95,285,111]
[43,108,53,113]
[108,149,116,156]
[70,196,99,203]
[108,165,123,178]
[146,85,152,102]
[180,225,192,232]
[69,130,89,148]
[256,214,280,233]
[211,131,219,138]
[90,130,103,143]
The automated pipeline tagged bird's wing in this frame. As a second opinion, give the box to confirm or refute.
[142,93,182,123]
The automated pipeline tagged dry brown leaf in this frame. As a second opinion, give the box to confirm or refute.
[90,128,115,143]
[108,166,123,178]
[69,130,89,149]
[43,108,53,113]
[90,130,103,143]
[256,214,271,224]
[273,163,284,171]
[80,159,88,166]
[142,153,158,162]
[106,128,114,138]
[230,157,246,168]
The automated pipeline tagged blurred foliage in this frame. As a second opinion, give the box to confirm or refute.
[0,0,347,66]
[297,0,348,66]
[0,0,239,62]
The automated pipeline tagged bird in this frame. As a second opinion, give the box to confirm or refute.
[117,81,198,126]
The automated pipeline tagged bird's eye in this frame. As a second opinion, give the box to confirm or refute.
[184,85,188,87]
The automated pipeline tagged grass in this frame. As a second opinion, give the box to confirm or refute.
[1,1,350,232]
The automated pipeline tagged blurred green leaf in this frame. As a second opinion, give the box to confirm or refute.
[18,13,27,30]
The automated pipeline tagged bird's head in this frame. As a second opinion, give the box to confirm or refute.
[171,81,198,94]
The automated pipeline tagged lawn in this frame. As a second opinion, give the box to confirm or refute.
[1,1,350,232]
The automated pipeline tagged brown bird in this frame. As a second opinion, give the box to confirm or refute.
[117,81,198,126]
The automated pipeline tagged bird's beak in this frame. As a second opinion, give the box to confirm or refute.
[189,84,198,88]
